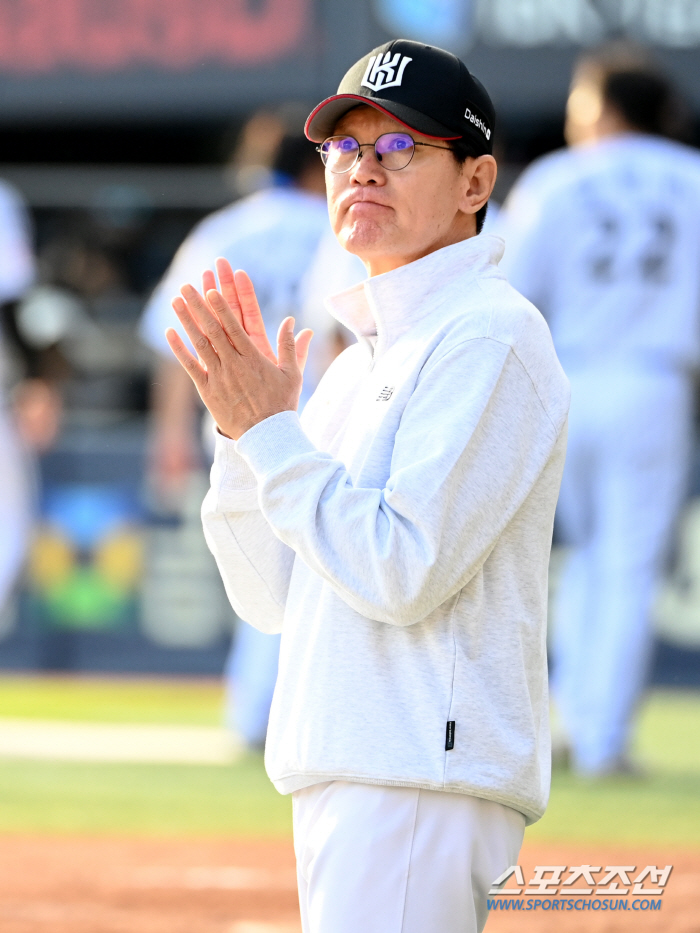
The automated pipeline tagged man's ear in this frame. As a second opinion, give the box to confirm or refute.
[458,155,497,215]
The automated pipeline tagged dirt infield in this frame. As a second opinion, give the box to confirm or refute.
[0,835,697,933]
[0,837,299,933]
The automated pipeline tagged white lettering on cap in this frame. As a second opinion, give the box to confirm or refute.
[465,106,491,140]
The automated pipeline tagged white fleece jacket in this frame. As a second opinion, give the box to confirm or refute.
[202,234,570,824]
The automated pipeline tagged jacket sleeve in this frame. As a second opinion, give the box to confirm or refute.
[201,436,295,634]
[232,336,563,627]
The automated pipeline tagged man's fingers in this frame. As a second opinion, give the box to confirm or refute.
[204,283,257,354]
[201,271,221,334]
[165,327,208,390]
[215,258,243,328]
[172,295,221,370]
[202,269,217,296]
[179,283,241,363]
[277,318,313,376]
[216,262,276,362]
[295,328,314,374]
[204,288,258,356]
[233,269,276,362]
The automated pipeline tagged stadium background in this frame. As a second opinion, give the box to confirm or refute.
[0,1,698,931]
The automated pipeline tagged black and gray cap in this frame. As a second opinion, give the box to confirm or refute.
[305,39,495,154]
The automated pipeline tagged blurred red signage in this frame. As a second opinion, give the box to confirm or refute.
[0,0,310,72]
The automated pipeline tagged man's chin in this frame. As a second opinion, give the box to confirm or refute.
[338,221,388,259]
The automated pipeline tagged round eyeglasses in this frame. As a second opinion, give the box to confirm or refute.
[317,132,452,174]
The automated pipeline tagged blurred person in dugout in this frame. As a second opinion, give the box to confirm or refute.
[496,47,700,776]
[140,109,364,749]
[0,177,60,619]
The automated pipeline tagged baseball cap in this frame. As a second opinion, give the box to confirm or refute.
[305,39,495,154]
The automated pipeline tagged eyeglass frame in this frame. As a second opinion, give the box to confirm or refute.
[316,132,454,174]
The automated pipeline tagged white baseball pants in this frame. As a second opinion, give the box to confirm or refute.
[292,780,525,933]
[552,366,691,773]
[0,408,32,610]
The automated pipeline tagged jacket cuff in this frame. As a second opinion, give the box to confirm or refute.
[236,410,316,477]
[209,430,259,512]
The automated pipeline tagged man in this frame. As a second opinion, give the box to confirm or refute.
[167,39,569,933]
[140,128,330,748]
[496,52,700,775]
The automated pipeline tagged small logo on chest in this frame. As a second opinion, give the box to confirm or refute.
[377,386,394,402]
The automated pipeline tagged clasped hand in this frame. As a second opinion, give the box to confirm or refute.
[166,257,313,441]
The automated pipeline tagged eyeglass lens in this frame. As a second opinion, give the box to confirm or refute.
[320,133,416,173]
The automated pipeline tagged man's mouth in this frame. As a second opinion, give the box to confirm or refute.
[344,197,392,218]
[348,200,388,210]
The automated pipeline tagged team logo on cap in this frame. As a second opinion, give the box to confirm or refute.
[465,107,491,141]
[361,52,413,92]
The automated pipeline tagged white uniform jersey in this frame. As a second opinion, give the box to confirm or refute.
[298,228,366,390]
[0,179,36,389]
[140,186,329,377]
[0,179,35,611]
[300,227,366,336]
[496,134,700,374]
[0,179,35,307]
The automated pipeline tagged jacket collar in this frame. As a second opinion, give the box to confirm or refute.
[326,234,505,354]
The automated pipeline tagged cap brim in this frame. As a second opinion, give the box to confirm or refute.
[305,94,461,143]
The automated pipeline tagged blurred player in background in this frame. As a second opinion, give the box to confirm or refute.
[497,48,700,776]
[0,178,41,618]
[141,112,362,748]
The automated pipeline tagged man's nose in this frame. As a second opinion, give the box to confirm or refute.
[350,146,384,184]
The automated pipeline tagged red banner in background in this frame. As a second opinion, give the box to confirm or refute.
[0,0,310,73]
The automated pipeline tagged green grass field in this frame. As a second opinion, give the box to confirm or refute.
[0,676,223,725]
[0,676,698,844]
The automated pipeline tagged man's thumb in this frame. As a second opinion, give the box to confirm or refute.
[277,317,299,374]
[295,329,314,374]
